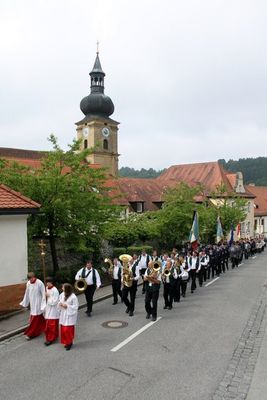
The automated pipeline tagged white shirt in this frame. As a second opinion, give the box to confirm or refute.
[138,255,150,269]
[113,264,122,280]
[75,267,101,288]
[57,293,79,326]
[188,256,198,271]
[20,279,46,316]
[44,286,60,319]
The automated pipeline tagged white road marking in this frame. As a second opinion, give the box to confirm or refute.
[239,263,243,266]
[205,277,220,287]
[111,317,162,352]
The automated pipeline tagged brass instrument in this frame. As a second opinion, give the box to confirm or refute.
[74,278,88,293]
[104,257,113,276]
[146,260,162,282]
[163,267,171,277]
[119,254,133,288]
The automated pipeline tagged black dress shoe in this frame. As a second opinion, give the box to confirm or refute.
[151,316,157,322]
[112,302,117,305]
[168,306,172,310]
[129,311,134,317]
[65,344,72,351]
[146,313,151,319]
[163,305,168,309]
[87,312,91,317]
[125,307,129,313]
[44,341,52,346]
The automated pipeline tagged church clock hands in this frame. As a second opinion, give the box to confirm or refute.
[102,127,110,138]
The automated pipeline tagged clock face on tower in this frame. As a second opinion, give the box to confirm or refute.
[102,127,110,138]
[83,127,89,137]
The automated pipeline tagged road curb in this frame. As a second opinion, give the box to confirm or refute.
[0,291,114,343]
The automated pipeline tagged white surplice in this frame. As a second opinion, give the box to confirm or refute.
[44,286,60,319]
[57,293,79,326]
[20,279,46,316]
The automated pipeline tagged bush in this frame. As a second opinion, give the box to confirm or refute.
[113,247,127,257]
[127,245,153,255]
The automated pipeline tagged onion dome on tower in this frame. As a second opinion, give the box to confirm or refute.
[80,51,115,120]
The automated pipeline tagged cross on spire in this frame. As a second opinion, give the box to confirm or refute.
[96,40,99,54]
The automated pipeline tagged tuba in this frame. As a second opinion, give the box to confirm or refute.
[74,278,88,293]
[119,254,133,288]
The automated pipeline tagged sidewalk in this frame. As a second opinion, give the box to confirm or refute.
[0,284,114,342]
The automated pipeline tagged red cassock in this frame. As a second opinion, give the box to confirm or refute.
[60,325,75,346]
[24,314,46,338]
[45,319,59,342]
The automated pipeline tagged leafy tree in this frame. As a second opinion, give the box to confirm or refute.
[0,135,118,273]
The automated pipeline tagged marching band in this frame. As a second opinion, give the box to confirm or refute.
[20,237,266,350]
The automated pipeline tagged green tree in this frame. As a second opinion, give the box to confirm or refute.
[0,135,118,273]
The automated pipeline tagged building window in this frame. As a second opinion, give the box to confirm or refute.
[103,139,108,150]
[84,139,88,149]
[136,202,143,213]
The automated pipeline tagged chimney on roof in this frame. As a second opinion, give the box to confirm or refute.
[234,172,246,193]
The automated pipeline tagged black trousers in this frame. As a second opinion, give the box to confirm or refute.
[197,267,204,286]
[174,278,181,302]
[190,270,197,292]
[84,284,96,313]
[145,288,160,318]
[163,283,175,307]
[122,284,137,312]
[180,280,187,296]
[112,279,122,303]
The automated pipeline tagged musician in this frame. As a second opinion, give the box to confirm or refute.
[198,249,209,285]
[144,261,162,321]
[151,249,159,261]
[137,250,151,294]
[121,259,140,317]
[75,260,101,317]
[174,256,184,302]
[179,264,189,297]
[186,251,199,293]
[20,272,46,340]
[44,277,60,346]
[162,260,177,310]
[111,258,122,305]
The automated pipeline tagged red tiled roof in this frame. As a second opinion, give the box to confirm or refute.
[157,161,233,192]
[0,147,46,160]
[245,185,267,216]
[0,184,40,211]
[116,178,168,211]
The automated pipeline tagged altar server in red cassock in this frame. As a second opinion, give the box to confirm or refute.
[44,277,60,346]
[20,272,46,340]
[58,283,79,351]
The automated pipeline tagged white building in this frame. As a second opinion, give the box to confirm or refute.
[0,184,40,314]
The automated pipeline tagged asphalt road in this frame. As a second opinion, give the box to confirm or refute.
[1,253,267,400]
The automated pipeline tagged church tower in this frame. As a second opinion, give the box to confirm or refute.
[76,50,119,176]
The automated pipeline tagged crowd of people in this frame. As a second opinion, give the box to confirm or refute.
[19,237,266,351]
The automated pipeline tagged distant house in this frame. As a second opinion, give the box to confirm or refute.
[115,161,255,239]
[0,184,40,314]
[246,185,267,237]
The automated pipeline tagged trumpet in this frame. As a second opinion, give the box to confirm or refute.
[74,278,88,293]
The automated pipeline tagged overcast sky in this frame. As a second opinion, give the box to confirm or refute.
[1,0,267,170]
